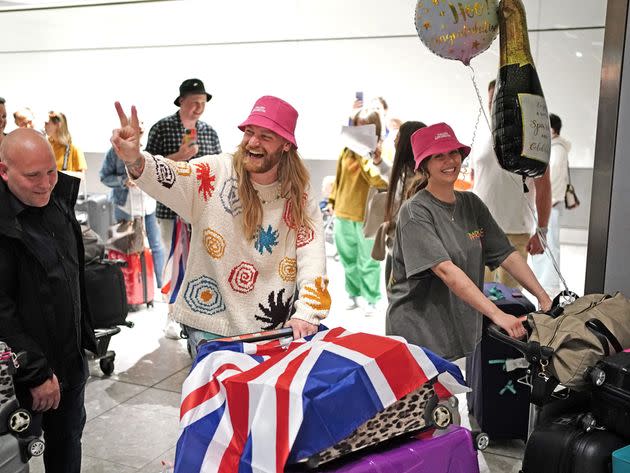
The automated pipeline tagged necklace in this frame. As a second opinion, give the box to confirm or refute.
[257,186,283,205]
[449,196,457,222]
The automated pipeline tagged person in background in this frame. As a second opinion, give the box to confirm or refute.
[0,97,7,144]
[145,78,222,339]
[386,123,552,361]
[111,96,329,357]
[470,80,551,289]
[328,108,389,315]
[45,111,87,178]
[531,113,570,297]
[14,107,35,128]
[380,117,402,166]
[372,120,426,284]
[100,122,165,290]
[0,129,96,473]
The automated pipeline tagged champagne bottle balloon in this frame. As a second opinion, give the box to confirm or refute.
[492,0,550,178]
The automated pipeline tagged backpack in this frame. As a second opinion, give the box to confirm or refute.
[527,292,630,390]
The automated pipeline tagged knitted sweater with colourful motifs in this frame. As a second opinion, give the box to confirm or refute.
[134,152,330,336]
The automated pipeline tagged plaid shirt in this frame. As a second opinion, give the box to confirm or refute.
[145,112,222,219]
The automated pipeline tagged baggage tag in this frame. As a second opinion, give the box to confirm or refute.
[505,357,529,372]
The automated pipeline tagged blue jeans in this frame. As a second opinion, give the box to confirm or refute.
[114,208,165,288]
[182,325,222,358]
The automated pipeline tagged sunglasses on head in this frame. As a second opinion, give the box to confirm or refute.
[48,112,62,123]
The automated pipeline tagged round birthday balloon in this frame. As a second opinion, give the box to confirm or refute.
[415,0,499,66]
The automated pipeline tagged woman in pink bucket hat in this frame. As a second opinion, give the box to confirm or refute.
[385,123,551,361]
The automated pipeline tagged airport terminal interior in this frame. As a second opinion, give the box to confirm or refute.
[2,0,630,472]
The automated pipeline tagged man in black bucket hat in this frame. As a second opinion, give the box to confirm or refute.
[145,78,222,339]
[174,78,212,106]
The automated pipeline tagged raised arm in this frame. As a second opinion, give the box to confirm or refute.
[111,102,202,223]
[111,102,145,177]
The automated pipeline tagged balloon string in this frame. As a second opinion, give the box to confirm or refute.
[508,172,571,294]
[468,64,492,132]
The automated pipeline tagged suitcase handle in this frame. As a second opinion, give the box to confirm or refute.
[203,327,294,345]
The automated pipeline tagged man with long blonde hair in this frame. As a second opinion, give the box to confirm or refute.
[111,96,330,356]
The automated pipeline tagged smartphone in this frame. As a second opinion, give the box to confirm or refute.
[183,128,197,146]
[355,91,364,102]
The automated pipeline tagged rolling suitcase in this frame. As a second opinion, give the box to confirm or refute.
[466,283,535,440]
[521,413,625,473]
[75,193,114,242]
[590,351,630,440]
[613,445,630,473]
[288,425,480,473]
[108,248,154,310]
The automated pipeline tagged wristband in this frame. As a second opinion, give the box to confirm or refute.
[537,227,548,237]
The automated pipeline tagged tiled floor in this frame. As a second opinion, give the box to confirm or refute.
[28,241,586,473]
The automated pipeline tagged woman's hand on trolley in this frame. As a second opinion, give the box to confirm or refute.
[493,312,528,339]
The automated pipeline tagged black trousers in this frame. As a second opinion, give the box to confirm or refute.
[18,356,88,473]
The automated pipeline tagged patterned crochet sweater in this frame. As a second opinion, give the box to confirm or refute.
[134,152,330,335]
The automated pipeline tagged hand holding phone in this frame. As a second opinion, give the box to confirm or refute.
[183,128,197,147]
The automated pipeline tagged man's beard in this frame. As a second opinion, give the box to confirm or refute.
[239,143,283,175]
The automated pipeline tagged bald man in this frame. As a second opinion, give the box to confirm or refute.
[0,129,96,473]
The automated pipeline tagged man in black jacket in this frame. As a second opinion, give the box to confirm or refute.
[0,128,96,473]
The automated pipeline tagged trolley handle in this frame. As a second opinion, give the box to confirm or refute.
[205,327,294,345]
[487,323,530,355]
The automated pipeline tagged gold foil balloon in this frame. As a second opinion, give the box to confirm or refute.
[415,0,499,66]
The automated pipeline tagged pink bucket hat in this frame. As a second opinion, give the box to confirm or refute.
[411,123,471,171]
[238,96,299,148]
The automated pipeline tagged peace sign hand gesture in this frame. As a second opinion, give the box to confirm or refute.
[111,102,145,176]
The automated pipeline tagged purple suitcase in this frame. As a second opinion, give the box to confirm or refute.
[290,426,479,473]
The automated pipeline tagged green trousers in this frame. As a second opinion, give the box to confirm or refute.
[334,217,382,304]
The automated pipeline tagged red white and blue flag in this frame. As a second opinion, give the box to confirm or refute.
[175,327,469,473]
[161,217,190,303]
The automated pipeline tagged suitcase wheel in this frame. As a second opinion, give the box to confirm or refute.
[474,431,490,451]
[27,437,45,457]
[100,357,115,376]
[8,408,31,433]
[590,366,606,386]
[431,404,453,429]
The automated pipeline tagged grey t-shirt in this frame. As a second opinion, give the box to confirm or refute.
[386,190,514,360]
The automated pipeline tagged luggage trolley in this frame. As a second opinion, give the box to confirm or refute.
[200,328,488,470]
[487,322,627,473]
[84,258,134,376]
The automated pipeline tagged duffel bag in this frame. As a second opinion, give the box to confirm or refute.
[528,292,630,390]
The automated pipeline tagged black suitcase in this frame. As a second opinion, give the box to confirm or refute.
[521,413,626,473]
[590,351,630,440]
[466,283,536,440]
[75,193,114,242]
[84,260,128,328]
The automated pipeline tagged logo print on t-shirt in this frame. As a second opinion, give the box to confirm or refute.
[467,228,485,241]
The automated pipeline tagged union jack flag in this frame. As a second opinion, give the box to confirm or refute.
[161,217,190,303]
[175,327,469,473]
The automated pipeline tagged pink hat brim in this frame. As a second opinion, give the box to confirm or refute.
[238,115,297,149]
[414,139,471,171]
